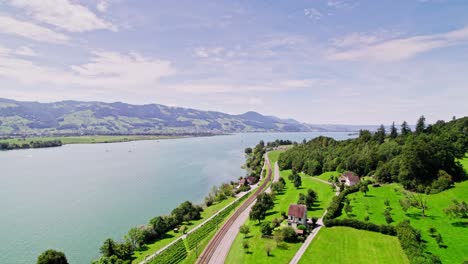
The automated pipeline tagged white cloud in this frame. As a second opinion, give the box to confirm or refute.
[0,49,174,88]
[328,26,468,62]
[194,46,225,58]
[331,30,401,47]
[97,0,111,12]
[15,46,38,56]
[7,0,117,32]
[304,8,322,20]
[0,15,69,44]
[327,0,356,9]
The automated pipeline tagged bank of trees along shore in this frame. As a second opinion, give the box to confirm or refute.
[278,116,468,193]
[0,139,62,150]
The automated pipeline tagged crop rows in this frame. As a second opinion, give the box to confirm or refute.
[186,194,248,250]
[149,239,187,264]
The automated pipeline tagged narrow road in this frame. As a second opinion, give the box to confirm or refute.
[197,154,277,264]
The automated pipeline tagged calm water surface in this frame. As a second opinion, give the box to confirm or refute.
[0,132,352,263]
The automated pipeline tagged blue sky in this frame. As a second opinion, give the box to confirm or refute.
[0,0,467,124]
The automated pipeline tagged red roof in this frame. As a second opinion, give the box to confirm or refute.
[343,172,360,184]
[246,176,257,184]
[288,204,306,218]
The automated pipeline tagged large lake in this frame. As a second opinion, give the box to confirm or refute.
[0,132,352,264]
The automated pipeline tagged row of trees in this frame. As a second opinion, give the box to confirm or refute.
[93,200,202,263]
[0,139,62,150]
[245,141,266,179]
[278,116,468,192]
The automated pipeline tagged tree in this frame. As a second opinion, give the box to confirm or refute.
[264,243,274,256]
[401,121,411,136]
[260,222,273,236]
[415,115,426,134]
[250,203,266,223]
[399,191,429,217]
[383,208,393,224]
[239,224,250,238]
[271,181,285,193]
[242,240,250,252]
[244,147,252,154]
[444,199,468,218]
[374,124,386,143]
[359,183,369,196]
[390,122,398,139]
[100,238,116,257]
[125,227,145,250]
[297,193,306,205]
[273,229,284,245]
[37,249,68,264]
[435,233,444,247]
[281,226,297,242]
[294,176,302,189]
[306,189,318,208]
[150,216,167,237]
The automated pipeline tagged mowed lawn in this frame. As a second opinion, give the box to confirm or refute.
[337,176,468,263]
[299,226,409,264]
[225,170,335,264]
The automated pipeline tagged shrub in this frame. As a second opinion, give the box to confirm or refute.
[261,222,273,236]
[281,227,297,243]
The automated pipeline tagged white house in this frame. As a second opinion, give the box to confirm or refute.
[339,172,360,186]
[287,204,307,228]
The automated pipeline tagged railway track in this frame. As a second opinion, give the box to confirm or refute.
[196,155,272,264]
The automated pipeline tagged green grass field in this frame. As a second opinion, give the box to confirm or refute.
[0,135,178,145]
[335,157,468,263]
[315,171,341,182]
[132,197,235,263]
[267,150,283,165]
[225,171,335,264]
[299,226,409,264]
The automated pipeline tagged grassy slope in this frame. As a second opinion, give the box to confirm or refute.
[299,227,409,264]
[335,156,468,264]
[0,135,177,145]
[267,150,282,165]
[132,197,235,263]
[225,171,335,264]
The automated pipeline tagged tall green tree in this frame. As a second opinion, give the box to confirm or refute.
[125,227,145,250]
[100,238,116,257]
[374,124,386,143]
[390,122,398,138]
[415,115,426,134]
[401,121,411,136]
[37,249,68,264]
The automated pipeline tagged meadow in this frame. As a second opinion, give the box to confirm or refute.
[334,157,468,263]
[299,226,409,264]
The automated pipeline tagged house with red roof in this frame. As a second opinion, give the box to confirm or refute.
[339,172,360,186]
[287,204,307,228]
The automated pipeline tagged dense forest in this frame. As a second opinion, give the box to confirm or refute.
[278,116,468,192]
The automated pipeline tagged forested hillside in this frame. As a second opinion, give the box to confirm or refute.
[278,116,468,192]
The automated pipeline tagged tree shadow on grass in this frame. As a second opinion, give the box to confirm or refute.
[451,221,468,228]
[406,213,438,220]
[363,194,376,198]
[265,211,278,217]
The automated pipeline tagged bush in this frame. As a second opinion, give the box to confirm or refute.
[281,226,297,243]
[261,222,273,236]
[37,249,68,264]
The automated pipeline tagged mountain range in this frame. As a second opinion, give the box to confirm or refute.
[0,98,374,136]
